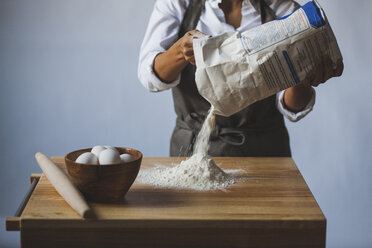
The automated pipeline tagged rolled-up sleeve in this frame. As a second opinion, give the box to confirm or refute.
[276,88,316,122]
[138,0,186,92]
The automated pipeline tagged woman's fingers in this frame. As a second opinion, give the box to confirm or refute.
[189,57,196,65]
[184,51,195,64]
[184,48,194,57]
[308,55,335,87]
[188,30,211,39]
[181,30,211,64]
[334,60,344,77]
[181,42,194,63]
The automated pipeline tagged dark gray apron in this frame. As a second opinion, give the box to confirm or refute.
[170,0,298,157]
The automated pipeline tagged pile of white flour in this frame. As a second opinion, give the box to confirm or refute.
[137,108,237,191]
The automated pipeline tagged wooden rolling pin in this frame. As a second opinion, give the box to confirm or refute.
[35,152,93,218]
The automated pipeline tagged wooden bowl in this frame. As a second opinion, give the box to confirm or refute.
[65,147,142,203]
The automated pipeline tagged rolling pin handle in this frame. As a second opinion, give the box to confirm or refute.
[83,209,96,219]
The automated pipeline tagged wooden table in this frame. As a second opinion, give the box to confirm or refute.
[6,157,326,248]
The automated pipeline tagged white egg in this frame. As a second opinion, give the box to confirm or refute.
[104,145,114,149]
[99,148,121,165]
[91,145,106,157]
[76,152,99,165]
[120,153,134,163]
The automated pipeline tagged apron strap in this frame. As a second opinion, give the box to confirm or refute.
[249,0,277,22]
[178,0,206,38]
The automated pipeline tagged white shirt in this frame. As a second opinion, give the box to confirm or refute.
[138,0,315,122]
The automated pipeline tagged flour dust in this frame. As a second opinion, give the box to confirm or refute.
[137,107,239,191]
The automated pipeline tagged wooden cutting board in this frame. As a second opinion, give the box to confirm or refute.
[11,157,326,248]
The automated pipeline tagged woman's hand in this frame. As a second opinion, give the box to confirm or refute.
[303,57,344,87]
[283,57,344,113]
[153,30,210,83]
[178,30,211,65]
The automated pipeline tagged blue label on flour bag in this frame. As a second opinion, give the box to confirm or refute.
[277,2,325,28]
[240,1,325,56]
[301,1,325,28]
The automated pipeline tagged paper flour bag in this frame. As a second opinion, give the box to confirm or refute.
[193,0,343,117]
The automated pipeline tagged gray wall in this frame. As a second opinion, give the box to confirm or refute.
[0,0,371,247]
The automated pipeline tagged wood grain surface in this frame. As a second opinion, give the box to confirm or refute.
[18,157,326,248]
